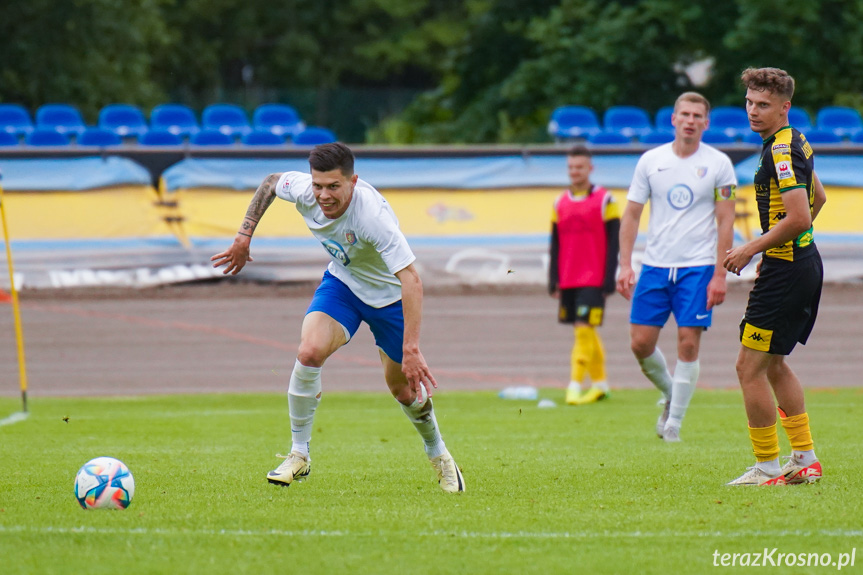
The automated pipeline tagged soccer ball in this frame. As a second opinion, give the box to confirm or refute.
[74,457,135,510]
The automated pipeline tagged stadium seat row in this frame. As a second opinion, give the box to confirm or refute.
[0,103,338,146]
[549,105,863,144]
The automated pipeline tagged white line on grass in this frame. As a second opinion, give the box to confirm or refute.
[0,525,861,540]
[0,412,29,426]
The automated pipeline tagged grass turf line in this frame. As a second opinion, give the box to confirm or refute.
[0,389,861,575]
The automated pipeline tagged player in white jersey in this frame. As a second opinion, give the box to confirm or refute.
[617,92,738,442]
[211,143,464,493]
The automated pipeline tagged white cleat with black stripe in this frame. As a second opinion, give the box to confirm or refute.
[430,450,465,493]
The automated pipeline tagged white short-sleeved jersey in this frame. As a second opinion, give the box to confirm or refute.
[274,171,415,308]
[627,143,737,267]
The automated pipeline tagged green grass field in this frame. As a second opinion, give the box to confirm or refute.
[1,389,861,575]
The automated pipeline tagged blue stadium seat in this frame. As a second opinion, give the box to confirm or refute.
[78,127,123,147]
[803,129,843,144]
[701,130,736,145]
[0,131,20,146]
[743,131,764,145]
[26,128,71,146]
[654,106,674,133]
[816,106,863,137]
[35,104,86,136]
[639,130,674,145]
[190,129,235,146]
[851,131,863,144]
[709,106,749,139]
[587,131,631,145]
[98,104,148,138]
[150,104,200,137]
[788,107,813,132]
[292,127,337,145]
[201,104,252,137]
[253,104,305,138]
[241,130,285,146]
[0,104,34,137]
[138,130,184,146]
[603,106,652,138]
[547,106,601,140]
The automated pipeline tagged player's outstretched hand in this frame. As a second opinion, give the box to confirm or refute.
[210,237,253,275]
[402,348,438,399]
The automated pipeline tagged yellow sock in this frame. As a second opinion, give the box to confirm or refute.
[587,329,606,383]
[571,325,595,384]
[780,412,814,452]
[749,423,780,462]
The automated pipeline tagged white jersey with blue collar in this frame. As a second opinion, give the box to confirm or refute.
[627,142,737,268]
[274,171,415,308]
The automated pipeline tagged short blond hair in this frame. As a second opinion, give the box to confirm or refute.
[674,92,711,115]
[741,67,795,101]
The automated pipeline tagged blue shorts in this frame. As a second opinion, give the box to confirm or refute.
[306,270,405,363]
[630,264,714,328]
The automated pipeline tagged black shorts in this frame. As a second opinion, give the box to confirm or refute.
[558,287,606,326]
[739,250,823,355]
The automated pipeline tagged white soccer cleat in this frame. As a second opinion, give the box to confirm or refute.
[662,423,681,443]
[267,451,310,486]
[780,455,822,484]
[656,398,671,438]
[429,450,465,493]
[726,465,786,486]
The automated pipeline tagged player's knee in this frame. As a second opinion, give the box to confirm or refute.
[296,344,327,368]
[392,385,414,405]
[631,340,653,359]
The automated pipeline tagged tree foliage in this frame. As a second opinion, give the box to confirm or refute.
[1,0,863,141]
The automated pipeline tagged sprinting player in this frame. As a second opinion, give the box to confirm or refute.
[548,145,620,405]
[211,142,465,493]
[617,92,737,442]
[724,67,827,486]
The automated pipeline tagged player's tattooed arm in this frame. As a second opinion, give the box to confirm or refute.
[239,173,280,237]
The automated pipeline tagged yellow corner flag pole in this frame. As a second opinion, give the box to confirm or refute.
[0,181,28,413]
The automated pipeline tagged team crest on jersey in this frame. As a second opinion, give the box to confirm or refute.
[696,166,708,178]
[321,239,351,266]
[345,231,357,245]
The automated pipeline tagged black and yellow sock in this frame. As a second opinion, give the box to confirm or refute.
[749,423,780,462]
[779,410,814,452]
[571,325,595,384]
[587,329,606,383]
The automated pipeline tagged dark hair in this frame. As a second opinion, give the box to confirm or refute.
[741,67,795,101]
[309,142,354,176]
[567,144,592,158]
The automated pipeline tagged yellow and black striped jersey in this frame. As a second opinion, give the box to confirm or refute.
[753,126,816,261]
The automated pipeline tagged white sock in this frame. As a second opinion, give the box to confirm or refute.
[637,348,673,399]
[400,389,446,458]
[288,359,322,458]
[567,381,582,394]
[794,449,818,465]
[668,359,699,427]
[591,380,610,393]
[756,458,781,476]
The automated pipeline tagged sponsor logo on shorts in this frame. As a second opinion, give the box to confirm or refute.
[696,313,710,320]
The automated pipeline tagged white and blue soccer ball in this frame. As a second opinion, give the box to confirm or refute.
[74,457,135,510]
